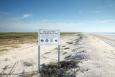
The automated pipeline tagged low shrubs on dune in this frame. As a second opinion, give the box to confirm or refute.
[40,60,80,77]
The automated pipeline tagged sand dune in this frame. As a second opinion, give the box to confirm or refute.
[0,33,115,77]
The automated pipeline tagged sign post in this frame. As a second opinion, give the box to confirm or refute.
[38,30,40,73]
[58,45,60,64]
[38,29,60,73]
[38,45,40,73]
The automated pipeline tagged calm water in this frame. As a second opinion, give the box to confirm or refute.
[95,33,115,36]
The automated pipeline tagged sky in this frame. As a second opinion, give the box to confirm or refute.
[0,0,115,32]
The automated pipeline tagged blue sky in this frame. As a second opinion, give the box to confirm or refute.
[0,0,115,32]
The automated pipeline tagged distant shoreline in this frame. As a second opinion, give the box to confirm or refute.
[94,32,115,36]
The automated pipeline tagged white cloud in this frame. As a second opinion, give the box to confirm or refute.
[40,19,49,22]
[0,20,87,32]
[0,19,115,32]
[8,13,32,21]
[99,19,114,23]
[22,14,31,18]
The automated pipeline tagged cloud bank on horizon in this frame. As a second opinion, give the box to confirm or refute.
[0,0,115,32]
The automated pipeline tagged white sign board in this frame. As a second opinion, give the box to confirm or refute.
[38,29,60,73]
[39,29,60,45]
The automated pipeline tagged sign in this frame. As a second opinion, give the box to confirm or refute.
[38,29,60,73]
[39,29,60,45]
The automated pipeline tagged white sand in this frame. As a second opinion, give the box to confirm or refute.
[0,33,115,77]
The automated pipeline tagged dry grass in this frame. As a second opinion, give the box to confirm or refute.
[0,32,76,52]
[40,60,80,77]
[0,32,37,53]
[0,32,37,46]
[61,32,76,36]
[0,32,75,46]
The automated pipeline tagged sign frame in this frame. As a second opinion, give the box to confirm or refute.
[38,29,60,73]
[39,29,60,45]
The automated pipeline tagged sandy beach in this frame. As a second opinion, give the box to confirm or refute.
[0,33,115,77]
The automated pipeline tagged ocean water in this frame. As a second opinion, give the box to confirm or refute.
[95,32,115,36]
[103,33,115,35]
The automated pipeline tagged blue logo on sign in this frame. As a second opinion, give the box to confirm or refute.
[55,39,57,42]
[41,39,44,42]
[45,39,49,42]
